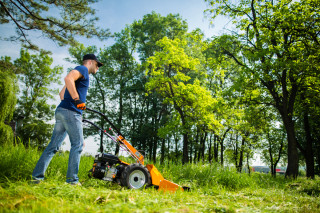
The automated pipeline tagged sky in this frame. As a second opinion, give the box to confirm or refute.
[0,0,231,67]
[0,0,268,164]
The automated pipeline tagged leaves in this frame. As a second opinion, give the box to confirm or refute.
[0,60,18,123]
[0,61,18,145]
[0,0,111,50]
[146,36,218,135]
[13,49,63,147]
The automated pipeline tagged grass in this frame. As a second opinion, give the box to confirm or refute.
[0,143,320,212]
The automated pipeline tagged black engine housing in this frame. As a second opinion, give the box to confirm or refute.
[90,153,121,179]
[97,153,121,165]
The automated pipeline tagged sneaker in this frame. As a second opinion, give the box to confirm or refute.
[29,179,42,184]
[69,182,82,186]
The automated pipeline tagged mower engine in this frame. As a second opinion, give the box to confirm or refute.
[90,153,123,182]
[84,108,188,191]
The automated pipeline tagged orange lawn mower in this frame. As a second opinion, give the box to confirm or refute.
[83,107,189,192]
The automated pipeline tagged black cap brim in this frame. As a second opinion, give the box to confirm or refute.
[96,61,103,67]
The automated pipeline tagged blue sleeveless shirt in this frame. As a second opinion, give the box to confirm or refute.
[58,66,89,115]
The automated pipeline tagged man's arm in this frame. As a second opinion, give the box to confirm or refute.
[64,69,83,100]
[59,85,66,100]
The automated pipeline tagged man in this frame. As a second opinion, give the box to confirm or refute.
[32,54,103,185]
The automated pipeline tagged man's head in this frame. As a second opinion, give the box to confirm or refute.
[83,54,103,74]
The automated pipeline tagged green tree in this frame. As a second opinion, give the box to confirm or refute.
[14,49,63,148]
[205,0,320,178]
[204,38,242,166]
[131,11,188,62]
[130,12,189,162]
[0,57,18,145]
[285,0,320,178]
[146,37,218,164]
[295,76,320,178]
[205,36,261,167]
[0,0,110,50]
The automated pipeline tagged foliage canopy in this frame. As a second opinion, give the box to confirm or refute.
[0,0,110,50]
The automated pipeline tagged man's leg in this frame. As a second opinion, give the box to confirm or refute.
[32,108,67,180]
[65,110,83,184]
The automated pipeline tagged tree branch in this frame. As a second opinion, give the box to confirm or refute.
[222,47,246,68]
[0,0,33,47]
[15,0,60,25]
[223,0,253,21]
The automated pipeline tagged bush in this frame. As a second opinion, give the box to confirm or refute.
[0,70,17,124]
[0,68,17,146]
[0,123,14,145]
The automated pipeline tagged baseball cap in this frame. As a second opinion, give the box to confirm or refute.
[83,54,103,67]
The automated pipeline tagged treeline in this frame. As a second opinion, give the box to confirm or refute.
[0,0,319,179]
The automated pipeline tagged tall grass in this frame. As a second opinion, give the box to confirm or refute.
[1,143,320,212]
[0,142,94,183]
[0,142,299,190]
[152,161,291,192]
[0,142,40,182]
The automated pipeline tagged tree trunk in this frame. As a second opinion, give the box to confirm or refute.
[189,143,193,164]
[115,83,124,156]
[273,138,284,177]
[148,138,153,161]
[174,104,188,164]
[317,147,320,176]
[220,139,224,166]
[283,116,299,178]
[213,134,219,163]
[261,68,299,178]
[201,132,207,163]
[190,140,194,164]
[237,137,245,173]
[167,139,171,163]
[208,133,213,164]
[268,133,276,177]
[169,79,189,164]
[234,135,238,170]
[219,128,231,166]
[247,152,251,175]
[195,129,199,163]
[303,110,315,179]
[182,133,189,164]
[175,134,179,163]
[92,75,107,153]
[160,138,165,165]
[152,139,157,163]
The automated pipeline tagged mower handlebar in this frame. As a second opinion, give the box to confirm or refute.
[85,107,123,137]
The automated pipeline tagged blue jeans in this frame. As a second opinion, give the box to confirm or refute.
[32,107,83,184]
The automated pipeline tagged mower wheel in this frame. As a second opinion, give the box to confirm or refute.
[121,163,151,189]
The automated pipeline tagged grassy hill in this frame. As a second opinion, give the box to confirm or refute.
[1,143,319,212]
